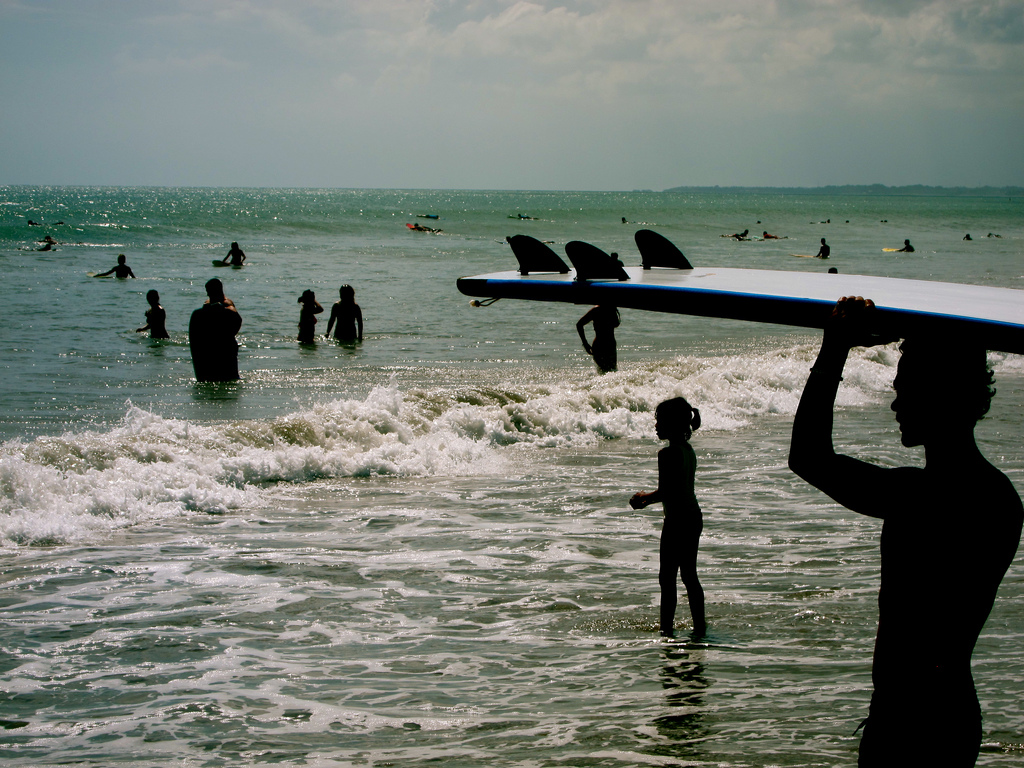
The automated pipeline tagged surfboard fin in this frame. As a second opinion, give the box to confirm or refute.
[635,229,693,270]
[506,235,571,275]
[565,241,630,281]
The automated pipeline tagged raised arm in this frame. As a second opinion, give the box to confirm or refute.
[789,297,899,516]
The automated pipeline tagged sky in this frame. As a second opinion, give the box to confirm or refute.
[1,0,1022,190]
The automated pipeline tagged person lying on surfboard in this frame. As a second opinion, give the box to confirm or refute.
[789,296,1022,766]
[630,397,707,638]
[722,229,749,240]
[762,231,782,240]
[95,254,136,278]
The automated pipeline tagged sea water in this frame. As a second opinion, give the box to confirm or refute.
[0,187,1022,766]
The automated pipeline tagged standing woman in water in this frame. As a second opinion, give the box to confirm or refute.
[297,289,323,344]
[576,305,620,373]
[630,397,707,638]
[325,284,363,343]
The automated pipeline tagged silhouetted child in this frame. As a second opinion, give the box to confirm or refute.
[136,289,169,339]
[325,284,363,342]
[631,397,707,637]
[297,289,323,344]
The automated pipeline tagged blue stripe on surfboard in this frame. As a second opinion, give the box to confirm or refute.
[456,267,1024,353]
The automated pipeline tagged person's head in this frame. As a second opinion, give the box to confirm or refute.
[146,289,160,305]
[299,289,315,304]
[205,278,225,302]
[655,397,701,442]
[339,284,355,302]
[904,239,911,245]
[231,241,239,249]
[763,231,769,237]
[821,238,827,245]
[117,254,126,264]
[891,337,994,447]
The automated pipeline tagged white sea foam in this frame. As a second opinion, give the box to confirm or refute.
[0,344,900,548]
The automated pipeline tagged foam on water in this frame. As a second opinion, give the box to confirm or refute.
[0,343,902,549]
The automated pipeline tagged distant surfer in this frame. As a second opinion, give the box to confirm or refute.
[136,290,169,339]
[630,397,707,637]
[964,234,973,241]
[815,238,830,259]
[27,219,40,226]
[896,239,914,253]
[297,289,323,344]
[576,305,619,373]
[762,231,781,240]
[325,284,363,343]
[408,222,441,233]
[722,229,749,241]
[95,254,136,278]
[219,242,246,266]
[188,278,242,382]
[789,296,1022,766]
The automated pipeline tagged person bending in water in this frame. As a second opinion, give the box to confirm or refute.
[631,397,707,638]
[789,296,1022,767]
[220,242,246,266]
[896,239,914,253]
[576,305,620,373]
[96,254,136,278]
[815,238,830,259]
[325,284,363,343]
[297,289,323,344]
[136,289,169,339]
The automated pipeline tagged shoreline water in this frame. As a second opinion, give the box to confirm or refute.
[1,187,1022,765]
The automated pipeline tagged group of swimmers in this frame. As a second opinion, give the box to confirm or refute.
[635,297,1021,766]
[134,282,364,347]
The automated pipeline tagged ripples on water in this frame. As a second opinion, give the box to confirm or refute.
[1,188,1023,765]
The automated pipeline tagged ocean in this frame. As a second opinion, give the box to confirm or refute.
[1,187,1022,766]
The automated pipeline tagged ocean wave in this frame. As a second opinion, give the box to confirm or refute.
[0,344,901,548]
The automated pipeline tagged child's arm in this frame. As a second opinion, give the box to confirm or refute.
[629,447,671,509]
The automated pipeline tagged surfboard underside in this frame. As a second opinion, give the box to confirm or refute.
[456,266,1024,354]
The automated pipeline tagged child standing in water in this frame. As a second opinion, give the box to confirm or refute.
[136,289,169,339]
[297,289,323,344]
[630,397,707,637]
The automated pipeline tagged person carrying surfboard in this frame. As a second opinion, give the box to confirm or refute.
[789,296,1022,766]
[630,397,707,638]
[95,254,136,278]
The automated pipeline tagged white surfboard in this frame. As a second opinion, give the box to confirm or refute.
[458,235,1024,354]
